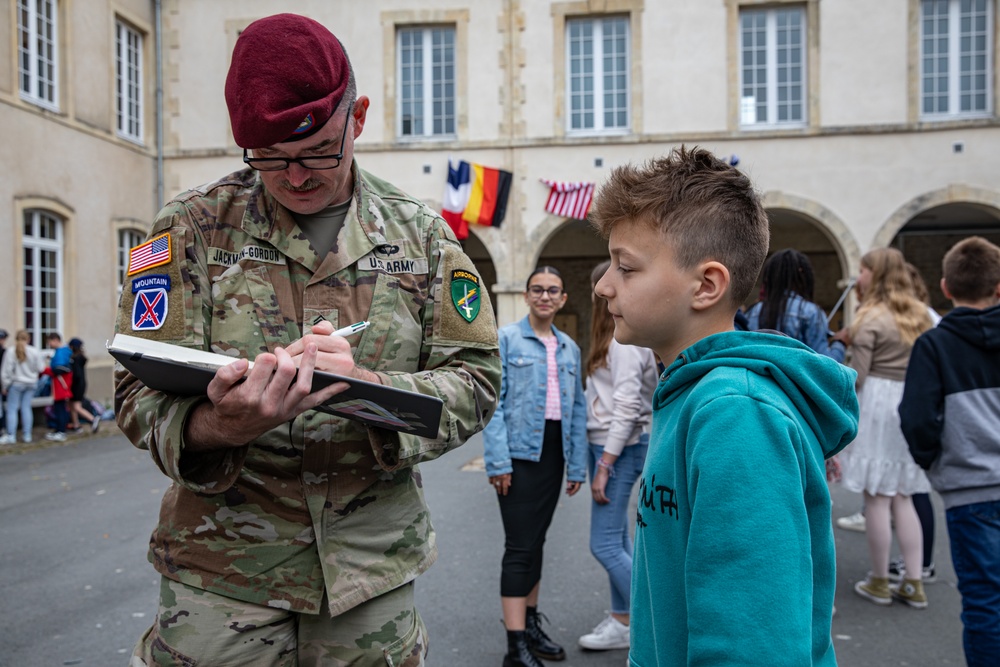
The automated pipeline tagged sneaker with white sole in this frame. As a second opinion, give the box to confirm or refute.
[91,416,101,433]
[891,579,928,609]
[45,432,67,442]
[836,512,866,532]
[888,557,936,584]
[854,575,892,606]
[579,616,630,650]
[0,434,15,446]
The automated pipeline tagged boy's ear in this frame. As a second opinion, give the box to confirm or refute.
[691,261,730,311]
[940,277,954,301]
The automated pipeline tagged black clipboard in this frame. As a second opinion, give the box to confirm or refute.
[108,334,442,438]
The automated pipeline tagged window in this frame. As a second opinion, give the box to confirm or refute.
[397,26,455,137]
[117,228,146,292]
[18,0,59,110]
[920,0,993,118]
[566,16,630,132]
[739,6,806,127]
[23,210,63,346]
[116,20,144,142]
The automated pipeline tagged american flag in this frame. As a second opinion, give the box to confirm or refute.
[541,180,595,220]
[128,233,171,275]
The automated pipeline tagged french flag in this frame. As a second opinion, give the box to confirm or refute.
[442,159,472,240]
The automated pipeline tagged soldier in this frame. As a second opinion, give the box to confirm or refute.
[114,13,500,666]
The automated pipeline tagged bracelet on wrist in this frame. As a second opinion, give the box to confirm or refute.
[596,458,615,476]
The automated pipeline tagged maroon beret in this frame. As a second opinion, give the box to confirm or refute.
[225,13,349,149]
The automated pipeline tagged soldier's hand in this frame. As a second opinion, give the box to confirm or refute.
[186,344,348,450]
[286,321,382,384]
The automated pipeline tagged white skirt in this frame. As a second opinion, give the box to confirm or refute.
[839,375,931,497]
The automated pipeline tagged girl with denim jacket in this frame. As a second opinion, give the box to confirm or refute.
[483,266,587,667]
[746,249,846,361]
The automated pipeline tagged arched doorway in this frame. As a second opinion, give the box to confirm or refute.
[460,230,498,317]
[889,202,1000,314]
[534,218,609,358]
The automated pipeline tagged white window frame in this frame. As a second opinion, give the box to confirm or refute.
[17,0,59,111]
[566,15,631,135]
[739,6,807,128]
[116,19,144,143]
[920,0,994,119]
[396,26,456,139]
[117,228,146,293]
[23,210,64,346]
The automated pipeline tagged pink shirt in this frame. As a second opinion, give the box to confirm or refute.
[542,335,561,420]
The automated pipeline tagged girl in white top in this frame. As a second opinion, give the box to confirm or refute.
[578,260,659,651]
[1,330,45,444]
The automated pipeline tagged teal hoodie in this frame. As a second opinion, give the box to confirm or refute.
[629,331,858,667]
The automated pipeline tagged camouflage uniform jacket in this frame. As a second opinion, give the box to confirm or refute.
[114,162,500,616]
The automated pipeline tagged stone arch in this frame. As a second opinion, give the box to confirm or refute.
[872,185,1000,249]
[528,214,583,267]
[461,225,502,318]
[761,191,860,278]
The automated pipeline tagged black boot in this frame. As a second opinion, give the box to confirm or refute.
[503,630,544,667]
[525,607,566,661]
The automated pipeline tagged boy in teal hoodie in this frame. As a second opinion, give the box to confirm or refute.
[592,147,859,666]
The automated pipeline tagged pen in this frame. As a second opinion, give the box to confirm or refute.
[330,320,370,337]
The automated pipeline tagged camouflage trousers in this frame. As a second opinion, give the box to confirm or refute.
[130,577,427,667]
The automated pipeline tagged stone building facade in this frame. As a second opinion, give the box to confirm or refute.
[3,0,999,399]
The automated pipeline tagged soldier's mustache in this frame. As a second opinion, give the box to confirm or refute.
[281,180,323,192]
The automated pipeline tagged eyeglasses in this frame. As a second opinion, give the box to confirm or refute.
[528,286,563,298]
[243,102,354,172]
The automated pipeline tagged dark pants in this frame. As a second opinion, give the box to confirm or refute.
[913,492,935,567]
[946,500,1000,667]
[52,399,69,434]
[498,420,564,597]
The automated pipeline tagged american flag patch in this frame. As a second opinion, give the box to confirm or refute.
[127,233,172,276]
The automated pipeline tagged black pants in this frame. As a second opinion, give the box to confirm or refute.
[498,420,565,597]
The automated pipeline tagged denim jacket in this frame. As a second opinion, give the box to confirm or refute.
[747,292,846,362]
[483,317,588,481]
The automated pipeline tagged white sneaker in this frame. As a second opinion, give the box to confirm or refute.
[0,434,15,446]
[45,432,67,442]
[579,615,630,650]
[22,434,32,443]
[836,512,866,532]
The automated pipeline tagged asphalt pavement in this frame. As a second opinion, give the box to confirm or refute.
[0,429,966,666]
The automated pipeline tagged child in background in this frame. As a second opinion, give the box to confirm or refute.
[835,248,934,609]
[483,266,587,667]
[592,147,859,667]
[579,260,658,652]
[899,236,1000,667]
[0,330,46,444]
[43,333,73,442]
[746,248,846,360]
[67,338,100,433]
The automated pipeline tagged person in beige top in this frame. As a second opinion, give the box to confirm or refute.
[836,248,934,609]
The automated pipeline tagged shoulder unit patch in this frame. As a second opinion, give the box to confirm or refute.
[450,269,481,323]
[127,233,172,276]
